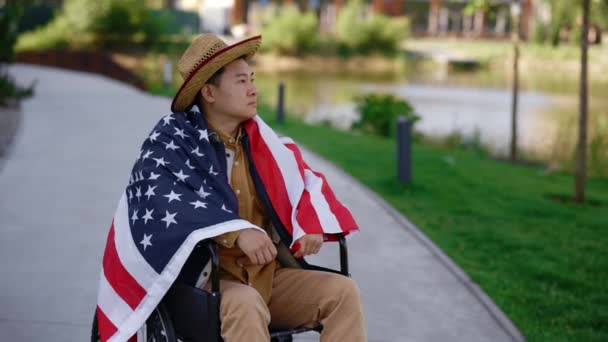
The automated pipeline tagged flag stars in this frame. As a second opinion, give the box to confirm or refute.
[149,130,160,142]
[141,150,154,160]
[135,186,142,201]
[140,233,153,251]
[161,210,178,228]
[209,165,219,176]
[162,115,175,126]
[144,185,157,200]
[149,171,161,180]
[196,185,211,199]
[173,170,190,183]
[198,129,209,142]
[190,200,208,209]
[185,159,195,170]
[191,146,204,157]
[163,190,183,203]
[153,157,169,167]
[142,208,154,224]
[173,127,188,139]
[131,209,139,225]
[164,140,179,151]
[221,204,233,213]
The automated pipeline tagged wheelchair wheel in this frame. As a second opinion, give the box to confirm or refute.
[91,303,177,342]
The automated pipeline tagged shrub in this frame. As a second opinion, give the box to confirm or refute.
[16,0,169,51]
[261,6,319,56]
[335,0,408,55]
[353,94,418,138]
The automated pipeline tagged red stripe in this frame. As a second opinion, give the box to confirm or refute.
[308,166,358,234]
[102,222,147,310]
[244,120,293,234]
[296,190,324,234]
[282,143,324,234]
[96,306,117,342]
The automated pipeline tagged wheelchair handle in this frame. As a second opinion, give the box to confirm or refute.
[203,240,220,293]
[338,233,349,276]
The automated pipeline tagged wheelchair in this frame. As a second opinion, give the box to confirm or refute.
[91,234,349,342]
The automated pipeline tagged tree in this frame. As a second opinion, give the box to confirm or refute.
[575,0,590,203]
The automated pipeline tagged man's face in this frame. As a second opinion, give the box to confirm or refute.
[205,58,257,122]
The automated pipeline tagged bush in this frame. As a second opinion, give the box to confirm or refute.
[16,0,170,51]
[353,94,418,138]
[261,6,319,56]
[335,0,408,55]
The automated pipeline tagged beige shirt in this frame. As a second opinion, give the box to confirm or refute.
[209,123,280,304]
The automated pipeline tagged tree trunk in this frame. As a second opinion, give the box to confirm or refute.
[575,0,590,203]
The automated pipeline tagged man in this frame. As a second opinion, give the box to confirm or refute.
[96,34,366,342]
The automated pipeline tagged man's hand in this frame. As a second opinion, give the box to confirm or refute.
[293,234,324,258]
[236,228,277,265]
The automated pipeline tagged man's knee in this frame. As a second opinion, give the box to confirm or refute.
[221,284,270,322]
[325,274,362,305]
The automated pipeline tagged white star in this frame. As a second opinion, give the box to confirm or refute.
[128,189,133,201]
[221,204,233,213]
[141,150,154,160]
[131,209,139,225]
[149,130,160,142]
[138,171,144,181]
[209,165,219,176]
[161,210,178,228]
[162,115,175,126]
[163,190,182,203]
[142,208,154,224]
[140,233,153,250]
[164,140,179,150]
[190,200,208,209]
[191,146,204,157]
[135,186,142,201]
[173,169,190,183]
[198,129,209,142]
[185,159,195,170]
[173,127,188,139]
[144,185,157,200]
[153,157,169,167]
[196,185,211,199]
[149,171,161,180]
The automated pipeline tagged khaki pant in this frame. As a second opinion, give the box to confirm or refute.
[208,267,367,342]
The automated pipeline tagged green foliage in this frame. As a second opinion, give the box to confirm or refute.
[261,6,319,56]
[0,72,34,106]
[0,3,23,63]
[16,0,170,51]
[353,94,418,138]
[335,0,408,55]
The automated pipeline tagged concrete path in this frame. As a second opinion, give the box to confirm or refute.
[0,64,523,342]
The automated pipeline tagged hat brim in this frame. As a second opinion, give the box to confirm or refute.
[171,35,262,113]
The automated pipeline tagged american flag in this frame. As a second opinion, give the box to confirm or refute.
[96,111,359,341]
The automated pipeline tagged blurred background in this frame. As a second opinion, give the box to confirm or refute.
[1,0,607,341]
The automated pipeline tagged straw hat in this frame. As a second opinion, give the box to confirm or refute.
[171,34,262,112]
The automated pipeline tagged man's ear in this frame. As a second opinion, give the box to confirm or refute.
[200,84,215,104]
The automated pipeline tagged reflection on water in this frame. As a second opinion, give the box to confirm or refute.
[255,66,608,161]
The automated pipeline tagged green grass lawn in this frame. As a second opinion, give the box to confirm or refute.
[257,106,608,342]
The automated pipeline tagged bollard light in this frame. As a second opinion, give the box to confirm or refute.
[397,116,412,183]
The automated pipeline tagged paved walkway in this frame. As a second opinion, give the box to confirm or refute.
[0,64,524,342]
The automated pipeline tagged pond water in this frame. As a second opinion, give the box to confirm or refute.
[254,65,608,162]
